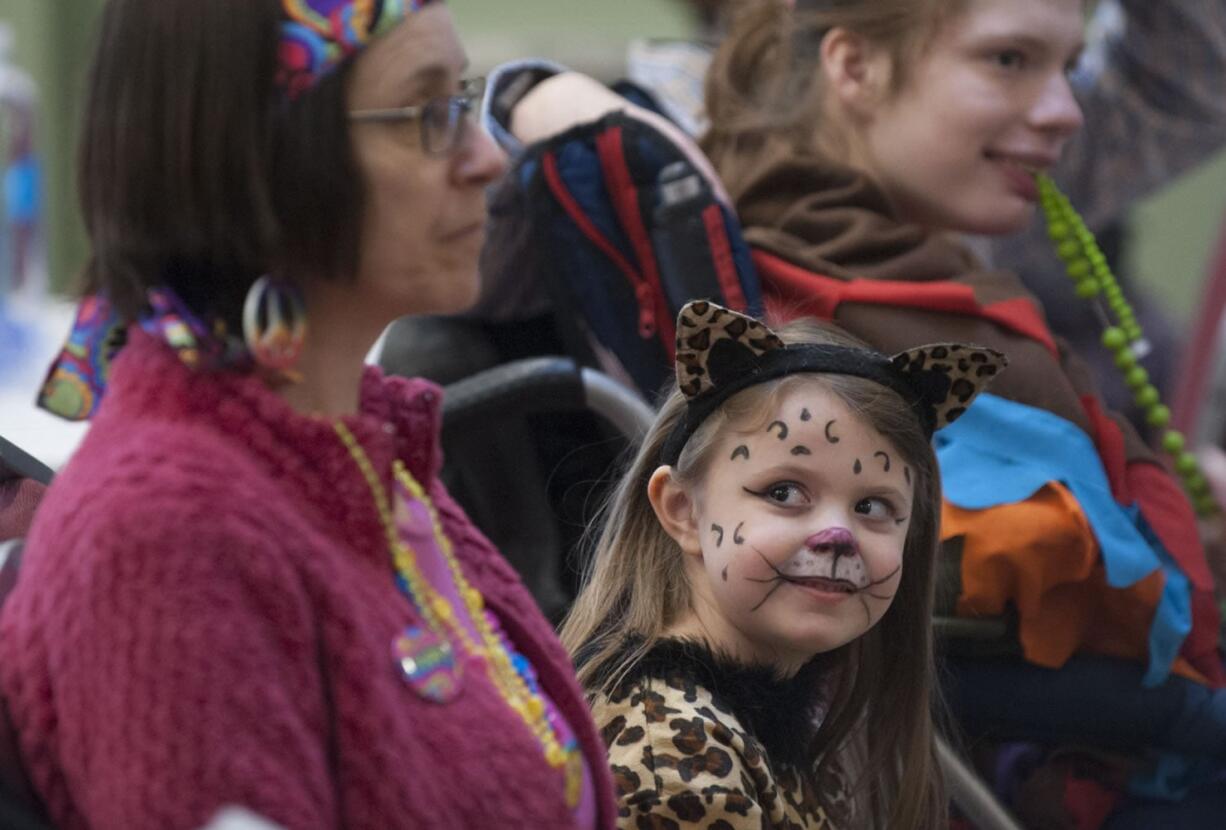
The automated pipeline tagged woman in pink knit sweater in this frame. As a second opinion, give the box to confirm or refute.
[0,1,616,828]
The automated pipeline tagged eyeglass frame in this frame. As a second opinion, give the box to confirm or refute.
[347,76,485,157]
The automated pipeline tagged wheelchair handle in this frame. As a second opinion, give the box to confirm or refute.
[442,357,656,443]
[0,437,54,487]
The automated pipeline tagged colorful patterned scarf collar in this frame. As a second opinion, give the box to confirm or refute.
[38,289,247,422]
[278,0,436,99]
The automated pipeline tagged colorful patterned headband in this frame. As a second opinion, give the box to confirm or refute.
[659,301,1007,465]
[278,0,435,99]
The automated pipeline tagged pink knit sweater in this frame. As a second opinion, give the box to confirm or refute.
[0,331,616,830]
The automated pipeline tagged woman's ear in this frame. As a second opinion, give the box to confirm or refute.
[819,27,891,120]
[647,466,703,558]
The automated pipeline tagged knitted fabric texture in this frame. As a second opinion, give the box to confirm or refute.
[0,330,616,830]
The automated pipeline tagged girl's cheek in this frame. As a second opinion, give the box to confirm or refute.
[867,547,905,585]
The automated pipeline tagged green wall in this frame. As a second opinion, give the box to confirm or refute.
[0,0,103,293]
[1130,152,1226,325]
[451,0,689,75]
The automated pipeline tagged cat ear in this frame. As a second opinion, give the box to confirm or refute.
[890,343,1007,431]
[674,301,785,399]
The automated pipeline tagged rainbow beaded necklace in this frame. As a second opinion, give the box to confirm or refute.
[333,421,583,806]
[1038,175,1219,518]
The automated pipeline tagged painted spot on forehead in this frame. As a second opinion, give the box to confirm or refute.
[731,445,750,462]
[853,458,862,475]
[825,420,840,444]
[791,445,812,456]
[768,420,789,440]
[721,564,729,582]
[874,451,891,472]
[800,408,812,422]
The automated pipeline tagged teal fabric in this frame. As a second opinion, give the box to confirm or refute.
[935,393,1191,686]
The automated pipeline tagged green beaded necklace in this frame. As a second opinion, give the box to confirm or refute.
[1038,175,1218,518]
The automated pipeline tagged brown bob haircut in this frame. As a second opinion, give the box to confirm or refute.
[79,0,367,328]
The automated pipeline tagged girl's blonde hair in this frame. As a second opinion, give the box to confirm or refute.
[701,0,967,196]
[561,319,945,828]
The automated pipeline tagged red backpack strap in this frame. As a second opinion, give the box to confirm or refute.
[594,127,677,353]
[701,204,749,311]
[752,248,1059,357]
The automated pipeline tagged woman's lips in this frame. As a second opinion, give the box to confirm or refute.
[440,221,485,242]
[987,153,1050,202]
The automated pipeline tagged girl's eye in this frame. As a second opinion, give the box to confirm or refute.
[854,497,895,521]
[993,49,1026,70]
[745,483,808,507]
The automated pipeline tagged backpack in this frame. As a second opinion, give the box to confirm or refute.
[481,65,764,401]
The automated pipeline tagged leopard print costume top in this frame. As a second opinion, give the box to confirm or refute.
[588,638,850,830]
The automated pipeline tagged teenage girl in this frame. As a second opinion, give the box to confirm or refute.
[562,300,1005,828]
[700,0,1221,686]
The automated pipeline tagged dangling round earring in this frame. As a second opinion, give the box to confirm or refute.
[242,275,307,382]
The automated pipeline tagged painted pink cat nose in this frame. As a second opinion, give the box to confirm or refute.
[806,527,857,553]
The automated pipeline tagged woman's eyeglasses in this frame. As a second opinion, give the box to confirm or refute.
[348,77,485,156]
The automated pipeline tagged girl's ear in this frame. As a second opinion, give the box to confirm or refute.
[819,26,891,119]
[647,465,703,558]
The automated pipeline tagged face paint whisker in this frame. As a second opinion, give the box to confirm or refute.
[745,542,899,613]
[862,564,902,591]
[750,580,787,613]
[750,546,787,578]
[747,547,789,611]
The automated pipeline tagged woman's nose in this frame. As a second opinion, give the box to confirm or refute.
[454,121,508,186]
[1029,72,1084,140]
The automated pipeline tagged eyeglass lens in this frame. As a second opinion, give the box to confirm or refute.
[423,96,467,155]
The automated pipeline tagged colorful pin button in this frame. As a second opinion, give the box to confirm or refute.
[394,626,462,703]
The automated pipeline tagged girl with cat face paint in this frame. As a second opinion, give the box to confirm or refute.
[562,301,1005,829]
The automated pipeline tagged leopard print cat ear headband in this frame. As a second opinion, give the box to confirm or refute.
[659,301,1008,465]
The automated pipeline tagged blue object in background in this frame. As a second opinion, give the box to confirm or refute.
[936,393,1194,685]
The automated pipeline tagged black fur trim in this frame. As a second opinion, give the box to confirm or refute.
[601,637,828,771]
